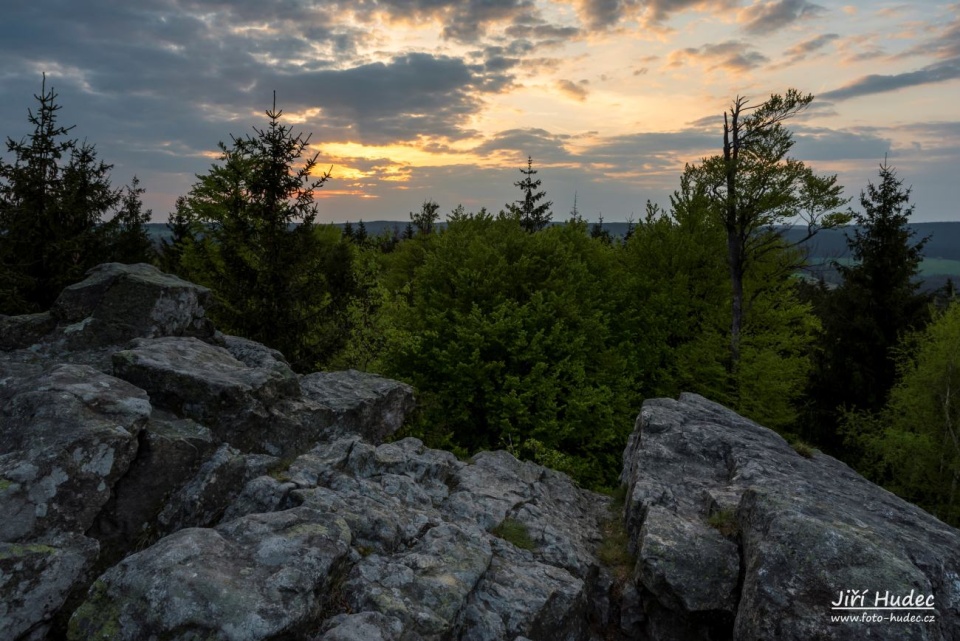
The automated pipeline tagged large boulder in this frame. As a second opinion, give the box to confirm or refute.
[0,362,150,640]
[67,507,352,641]
[621,392,960,641]
[50,262,214,347]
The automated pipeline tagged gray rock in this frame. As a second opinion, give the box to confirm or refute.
[297,369,416,444]
[67,507,352,641]
[344,523,493,639]
[50,262,214,347]
[459,539,589,641]
[0,363,148,541]
[112,336,302,455]
[319,612,404,641]
[0,312,57,351]
[157,444,279,534]
[621,392,960,641]
[635,505,739,614]
[0,532,99,641]
[89,415,218,564]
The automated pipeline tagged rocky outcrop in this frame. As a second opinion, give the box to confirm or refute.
[2,263,959,641]
[622,393,960,640]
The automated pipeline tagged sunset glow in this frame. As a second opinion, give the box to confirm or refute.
[1,1,958,222]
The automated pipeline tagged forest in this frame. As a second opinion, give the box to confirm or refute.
[2,81,958,527]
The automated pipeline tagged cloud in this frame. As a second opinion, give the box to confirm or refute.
[570,0,738,31]
[738,0,825,35]
[472,128,573,162]
[822,59,960,101]
[269,53,513,144]
[669,40,770,73]
[791,126,892,161]
[556,79,590,101]
[782,33,838,62]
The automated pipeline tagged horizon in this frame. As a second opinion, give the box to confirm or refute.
[2,1,959,224]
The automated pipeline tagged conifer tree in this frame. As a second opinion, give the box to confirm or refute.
[806,161,930,450]
[513,156,552,232]
[0,75,141,313]
[158,196,195,274]
[103,176,154,264]
[179,95,351,370]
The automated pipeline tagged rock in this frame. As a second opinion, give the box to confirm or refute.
[0,312,57,351]
[0,362,149,640]
[0,532,99,641]
[67,507,352,641]
[112,336,302,455]
[621,392,960,640]
[0,363,149,541]
[297,369,416,444]
[88,415,218,565]
[51,262,214,346]
[318,612,404,641]
[157,444,279,534]
[635,505,739,614]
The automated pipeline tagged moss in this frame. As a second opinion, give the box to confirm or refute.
[0,478,14,491]
[0,543,58,560]
[491,517,536,550]
[791,440,816,458]
[67,580,123,641]
[267,456,297,482]
[597,485,635,586]
[707,508,739,538]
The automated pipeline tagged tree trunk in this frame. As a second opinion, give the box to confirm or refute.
[723,102,743,371]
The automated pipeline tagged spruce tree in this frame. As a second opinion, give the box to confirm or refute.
[179,95,351,370]
[0,76,126,313]
[103,176,154,264]
[513,156,552,232]
[805,161,930,451]
[158,196,195,274]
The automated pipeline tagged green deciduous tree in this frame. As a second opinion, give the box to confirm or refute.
[179,97,354,370]
[683,90,847,372]
[379,212,633,489]
[411,199,440,235]
[842,301,960,526]
[622,183,819,432]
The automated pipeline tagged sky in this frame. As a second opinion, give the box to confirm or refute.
[1,0,959,224]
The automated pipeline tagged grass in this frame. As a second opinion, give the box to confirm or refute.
[491,517,536,550]
[597,485,635,586]
[791,440,816,458]
[707,508,738,538]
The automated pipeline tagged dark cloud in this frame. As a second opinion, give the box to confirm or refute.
[739,0,825,35]
[822,59,960,101]
[269,54,511,144]
[505,14,582,42]
[669,40,769,72]
[473,128,573,162]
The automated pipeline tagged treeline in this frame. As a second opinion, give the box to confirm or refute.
[1,80,957,525]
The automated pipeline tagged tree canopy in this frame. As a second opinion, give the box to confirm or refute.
[0,76,152,313]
